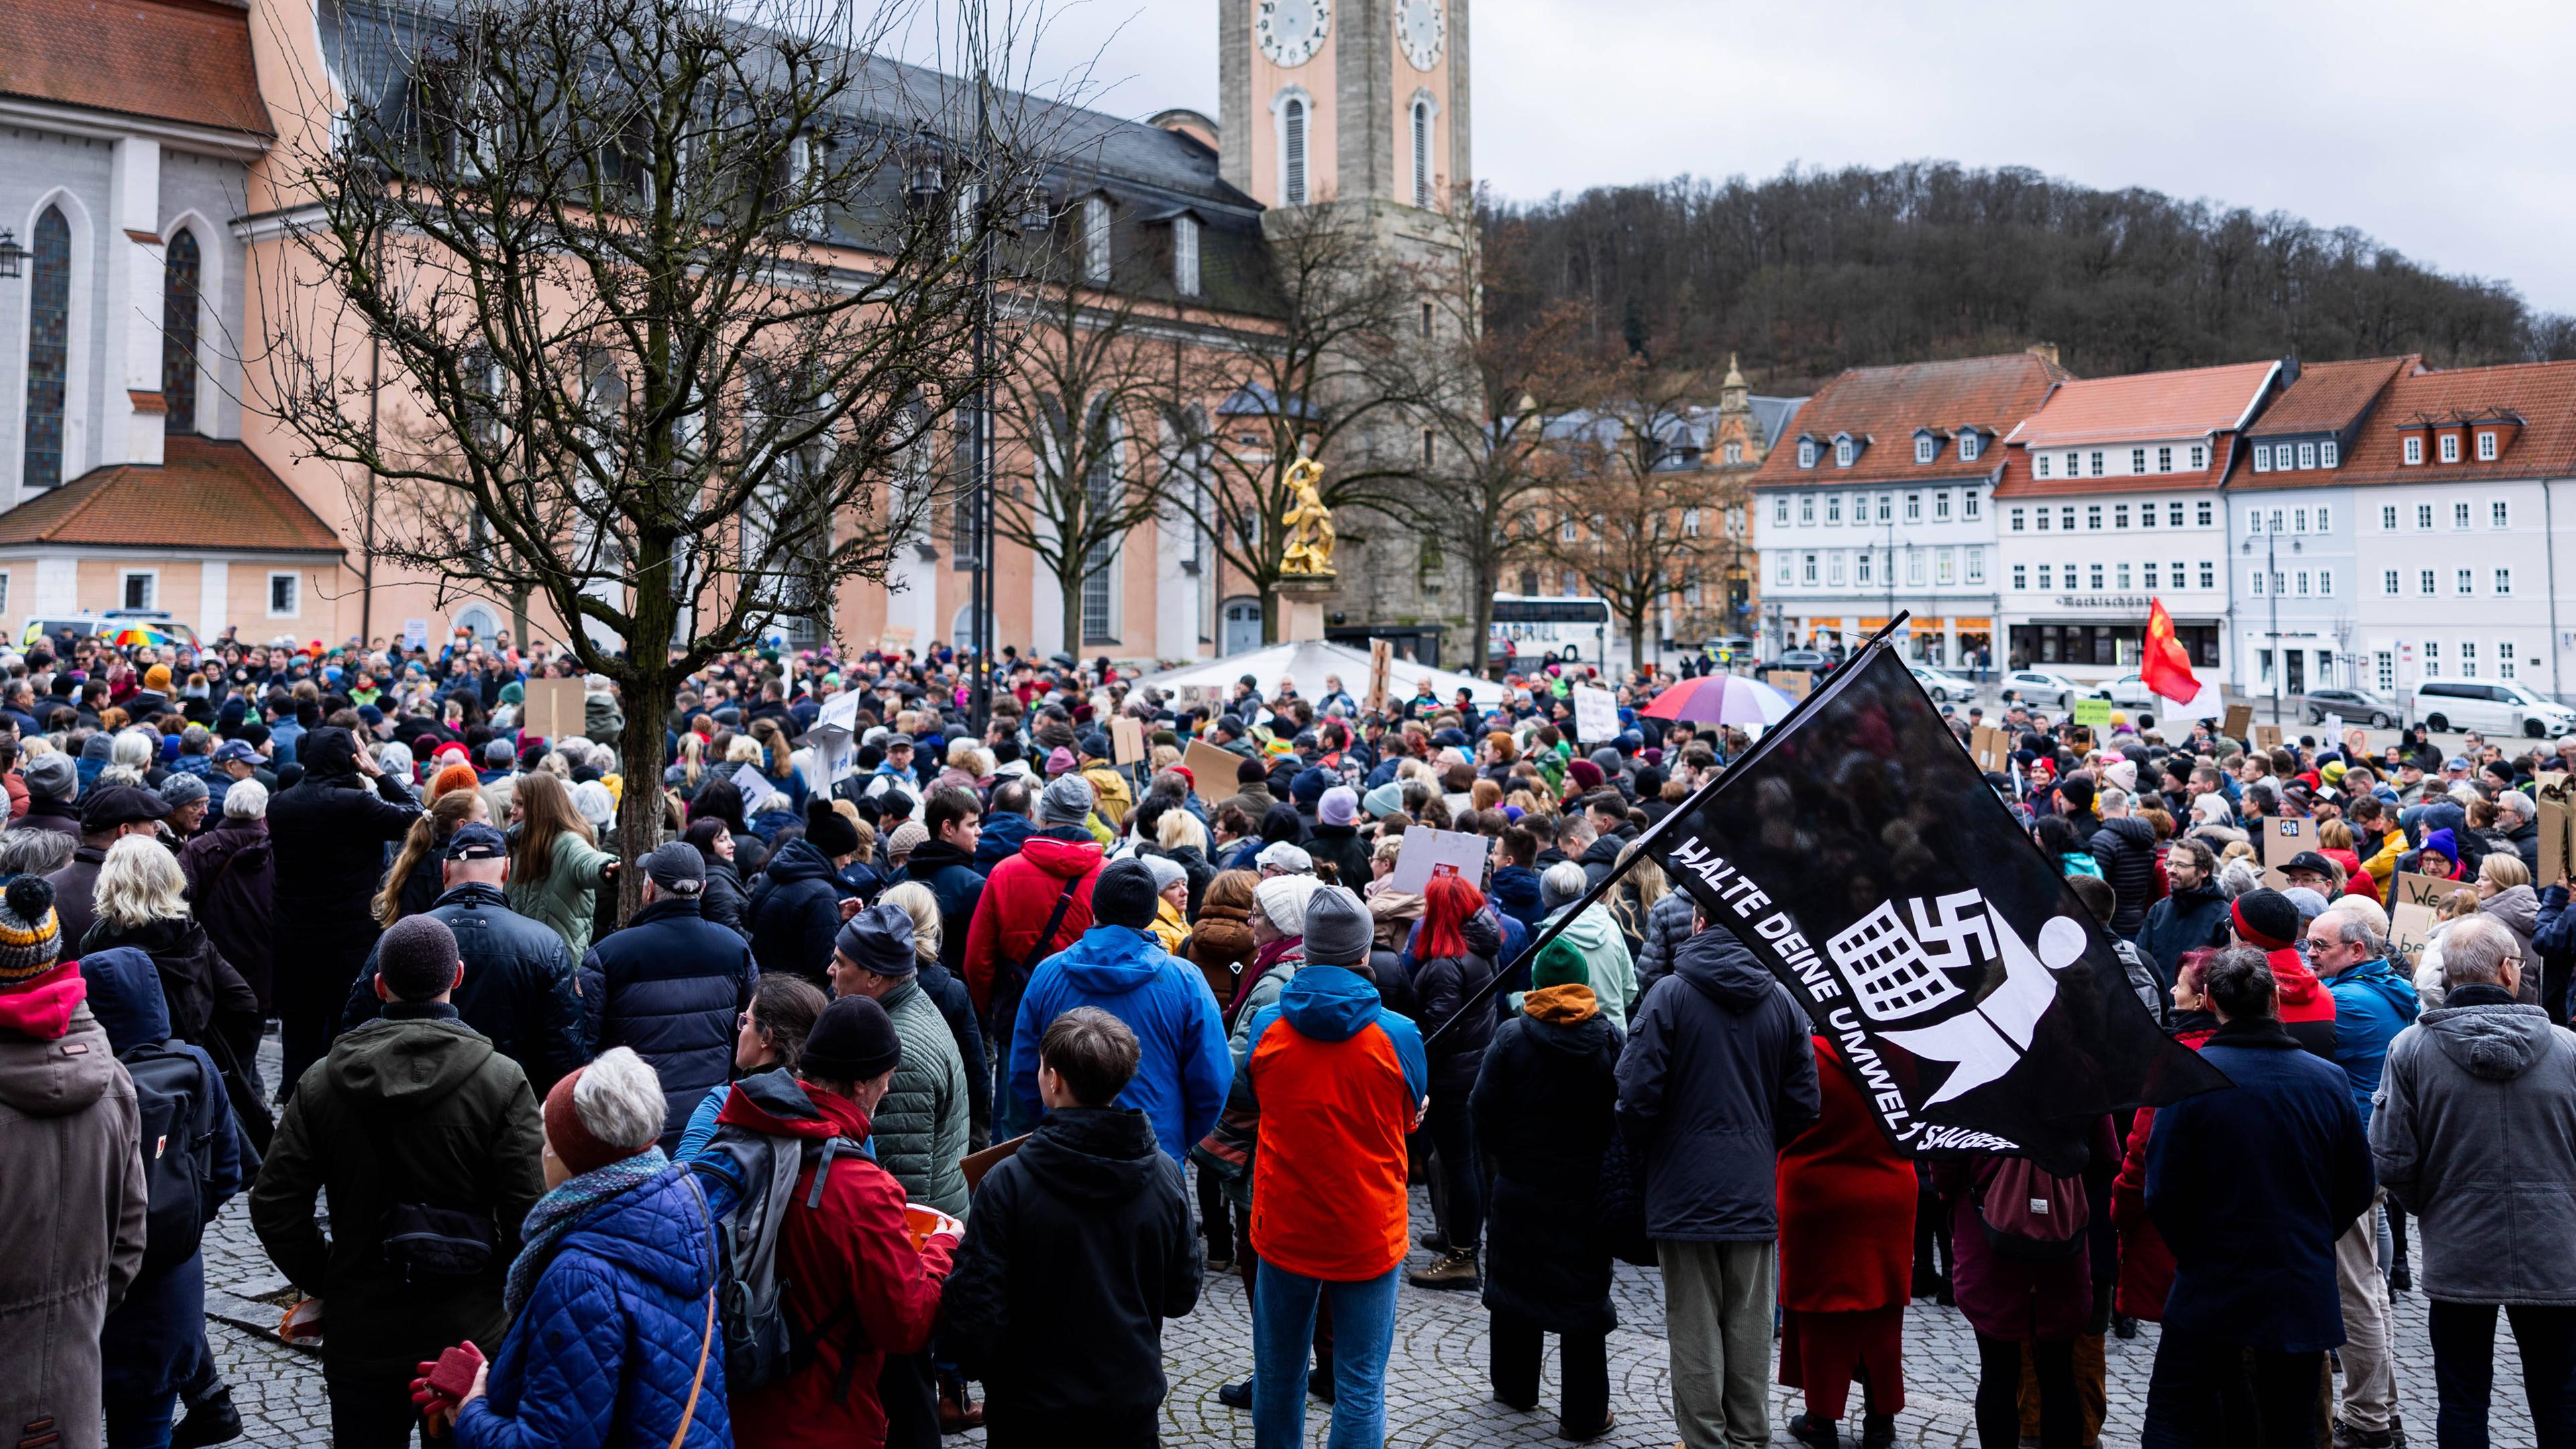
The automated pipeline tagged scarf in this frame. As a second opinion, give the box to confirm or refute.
[506,1147,676,1316]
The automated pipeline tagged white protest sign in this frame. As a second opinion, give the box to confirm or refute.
[731,761,784,814]
[1387,826,1493,896]
[1572,685,1620,745]
[403,618,429,651]
[2323,712,2345,743]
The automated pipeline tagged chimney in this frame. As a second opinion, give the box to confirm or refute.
[2025,341,2060,367]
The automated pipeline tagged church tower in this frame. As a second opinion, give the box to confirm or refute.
[1218,0,1471,213]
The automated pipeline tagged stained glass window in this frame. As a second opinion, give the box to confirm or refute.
[163,229,201,433]
[22,207,69,489]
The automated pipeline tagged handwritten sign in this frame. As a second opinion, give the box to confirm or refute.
[2390,870,2475,912]
[1773,669,1813,700]
[2073,697,2112,729]
[1110,715,1147,766]
[2222,703,2254,742]
[2260,816,2315,890]
[1387,826,1494,896]
[730,761,783,815]
[1572,685,1619,744]
[2387,900,2437,963]
[2253,724,2283,752]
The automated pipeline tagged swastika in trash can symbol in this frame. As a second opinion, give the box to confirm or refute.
[1827,891,1996,1024]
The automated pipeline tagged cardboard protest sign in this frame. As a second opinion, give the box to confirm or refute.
[2389,871,2476,913]
[1365,639,1392,716]
[404,619,430,651]
[2344,728,2372,759]
[2259,816,2314,890]
[1182,739,1242,804]
[1387,826,1494,896]
[1774,670,1813,700]
[1970,724,2009,773]
[521,678,586,741]
[1572,685,1620,744]
[1110,716,1148,766]
[2253,723,2283,751]
[2222,703,2254,742]
[2387,901,2438,964]
[2073,698,2112,729]
[2540,773,2573,887]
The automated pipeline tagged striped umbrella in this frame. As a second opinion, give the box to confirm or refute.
[105,625,180,649]
[1638,674,1799,727]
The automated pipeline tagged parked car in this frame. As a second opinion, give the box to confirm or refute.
[1756,649,1837,681]
[2409,678,2576,738]
[2092,674,2163,710]
[1701,635,1756,669]
[1907,665,1979,704]
[19,611,201,651]
[2002,669,2084,710]
[2301,687,2398,729]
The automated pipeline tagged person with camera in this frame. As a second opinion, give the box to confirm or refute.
[251,912,546,1448]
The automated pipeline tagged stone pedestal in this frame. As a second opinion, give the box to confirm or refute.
[1277,574,1336,643]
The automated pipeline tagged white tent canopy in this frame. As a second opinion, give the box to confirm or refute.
[1128,640,1507,710]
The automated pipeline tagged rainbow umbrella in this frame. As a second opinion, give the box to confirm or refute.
[1639,674,1799,727]
[105,625,179,649]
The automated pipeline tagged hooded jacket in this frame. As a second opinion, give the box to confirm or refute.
[0,965,146,1449]
[1574,831,1626,894]
[1631,889,1697,996]
[2480,883,2542,978]
[713,1074,953,1449]
[177,814,275,1010]
[745,837,852,986]
[453,1161,730,1449]
[1410,912,1502,1097]
[2088,814,2160,936]
[1541,904,1638,1026]
[1614,926,1819,1242]
[1471,985,1623,1336]
[939,1105,1197,1434]
[81,947,246,1402]
[893,836,985,975]
[961,831,1104,1020]
[2322,956,2419,1128]
[696,857,751,939]
[580,896,757,1148]
[1305,821,1371,888]
[250,1005,545,1373]
[871,976,972,1216]
[266,727,423,946]
[1010,924,1232,1166]
[1488,863,1547,934]
[341,881,590,1096]
[2135,879,2229,991]
[971,809,1034,874]
[1242,964,1428,1281]
[2372,989,2576,1305]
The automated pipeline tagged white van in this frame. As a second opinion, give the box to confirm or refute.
[2408,678,2576,738]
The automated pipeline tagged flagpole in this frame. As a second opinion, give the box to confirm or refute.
[1421,612,1915,1050]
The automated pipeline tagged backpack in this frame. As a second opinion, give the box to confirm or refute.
[120,1038,219,1276]
[694,1122,871,1397]
[1972,1156,2089,1260]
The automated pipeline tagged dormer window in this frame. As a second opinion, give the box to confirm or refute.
[1959,431,1982,462]
[2253,445,2272,472]
[1915,434,1935,464]
[2035,453,2051,479]
[2478,430,2498,460]
[2439,433,2461,463]
[2320,440,2339,468]
[1082,194,1113,284]
[2297,442,2316,469]
[1797,439,1817,469]
[2403,435,2424,466]
[1833,435,1855,467]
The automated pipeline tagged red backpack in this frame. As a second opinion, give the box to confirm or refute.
[1973,1156,2088,1260]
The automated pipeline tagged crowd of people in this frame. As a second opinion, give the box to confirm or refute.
[0,623,2573,1449]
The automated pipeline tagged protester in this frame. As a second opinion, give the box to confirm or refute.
[674,971,828,1160]
[747,798,860,984]
[900,786,987,974]
[45,782,171,954]
[503,769,617,962]
[570,842,748,1148]
[2133,837,2226,990]
[680,817,752,938]
[176,777,275,1018]
[828,902,970,1214]
[1407,872,1501,1291]
[0,877,146,1449]
[944,1007,1200,1448]
[253,913,545,1448]
[1536,860,1637,1025]
[877,879,993,1150]
[2110,950,2221,1333]
[2308,906,2416,1446]
[266,726,421,1087]
[963,775,1106,1134]
[80,835,260,1060]
[1776,1032,1914,1449]
[1615,910,1819,1449]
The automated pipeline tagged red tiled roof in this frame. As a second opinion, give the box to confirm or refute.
[0,0,272,138]
[2318,360,2576,490]
[1990,435,2240,499]
[2244,356,2418,438]
[0,436,342,553]
[1746,353,2072,490]
[2001,360,2279,449]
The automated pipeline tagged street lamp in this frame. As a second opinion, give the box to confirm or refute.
[2240,527,2302,725]
[0,229,24,280]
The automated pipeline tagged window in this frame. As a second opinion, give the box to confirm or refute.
[2194,500,2212,527]
[2252,569,2265,596]
[2171,559,2187,590]
[1825,495,1841,524]
[2247,508,2263,535]
[1281,96,1308,205]
[2420,569,2437,596]
[20,206,69,490]
[2455,501,2473,529]
[2381,504,2398,530]
[1798,439,1817,468]
[1935,490,1952,520]
[1723,441,1742,464]
[1964,489,1981,519]
[2114,504,2130,529]
[1827,551,1845,586]
[162,227,201,434]
[1802,553,1818,585]
[2197,561,2214,589]
[2318,568,2333,596]
[1172,213,1200,295]
[2063,451,2080,477]
[1682,508,1701,537]
[2036,453,2052,479]
[1560,513,1579,542]
[2254,444,2273,472]
[2139,502,2157,531]
[2090,450,2106,477]
[2424,640,2440,672]
[2143,562,2159,589]
[1966,548,1984,584]
[2383,570,2400,596]
[1776,555,1792,584]
[2116,562,2131,589]
[2189,444,2206,469]
[2037,564,2053,590]
[1774,496,1790,525]
[1410,99,1434,209]
[1835,437,1855,466]
[2088,563,2105,590]
[2498,568,2514,596]
[2440,433,2461,463]
[2317,506,2332,532]
[2012,564,2028,590]
[2502,645,2519,680]
[2295,570,2309,596]
[1081,195,1113,284]
[2462,641,2479,678]
[2493,500,2511,528]
[2404,435,2424,465]
[1915,435,1936,464]
[2061,506,2077,531]
[1907,551,1925,586]
[2293,508,2308,533]
[267,572,300,618]
[2297,442,2316,470]
[1799,495,1815,525]
[2320,441,2339,468]
[2418,503,2434,529]
[1856,551,1873,584]
[1935,550,1952,585]
[2034,506,2051,531]
[2477,431,2498,461]
[1960,433,1982,462]
[1878,494,1893,523]
[2270,508,2285,534]
[1905,492,1922,521]
[2131,447,2147,474]
[2157,445,2173,473]
[121,571,156,611]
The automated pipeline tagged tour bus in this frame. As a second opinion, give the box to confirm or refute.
[1488,595,1612,667]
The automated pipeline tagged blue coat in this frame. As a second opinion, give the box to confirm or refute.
[580,900,757,1149]
[973,811,1036,875]
[744,838,847,986]
[2145,1018,2375,1353]
[455,1164,729,1449]
[81,946,246,1400]
[1010,925,1233,1164]
[343,881,590,1095]
[2323,957,2419,1129]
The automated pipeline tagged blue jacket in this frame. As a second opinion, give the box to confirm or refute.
[2324,957,2419,1128]
[1010,925,1233,1165]
[580,899,757,1150]
[2145,1018,2374,1353]
[455,1164,729,1449]
[1489,865,1547,935]
[973,811,1036,874]
[2534,885,2576,1012]
[83,946,246,1400]
[745,837,847,986]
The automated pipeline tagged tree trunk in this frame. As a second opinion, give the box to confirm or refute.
[1627,605,1651,677]
[1260,584,1281,645]
[1061,564,1085,660]
[1467,555,1500,679]
[610,662,674,927]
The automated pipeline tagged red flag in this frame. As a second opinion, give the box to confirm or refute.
[2140,599,2200,705]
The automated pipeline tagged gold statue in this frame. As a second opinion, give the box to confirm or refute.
[1279,453,1336,576]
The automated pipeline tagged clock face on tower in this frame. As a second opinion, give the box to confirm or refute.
[1397,0,1444,69]
[1256,0,1330,67]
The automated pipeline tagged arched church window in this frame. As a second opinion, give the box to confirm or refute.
[21,207,70,489]
[1282,97,1307,205]
[163,228,201,433]
[1411,99,1432,208]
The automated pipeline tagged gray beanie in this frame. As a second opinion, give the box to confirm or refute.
[1038,773,1095,826]
[23,752,74,802]
[158,773,209,808]
[1301,885,1372,967]
[1140,854,1189,894]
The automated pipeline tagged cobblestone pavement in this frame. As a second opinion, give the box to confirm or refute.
[207,1034,2524,1447]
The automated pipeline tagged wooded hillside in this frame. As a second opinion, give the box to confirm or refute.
[1483,161,2576,389]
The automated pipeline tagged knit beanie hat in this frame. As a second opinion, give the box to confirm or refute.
[541,1055,659,1179]
[885,819,928,859]
[835,901,917,976]
[2420,828,2459,866]
[1038,774,1095,826]
[1531,935,1590,992]
[1252,873,1323,937]
[1091,859,1161,930]
[0,877,62,985]
[2230,889,2301,952]
[1140,854,1189,895]
[22,752,74,802]
[430,762,481,800]
[1362,782,1405,820]
[801,994,904,1083]
[144,663,172,693]
[1301,886,1372,966]
[1318,786,1358,828]
[804,798,859,857]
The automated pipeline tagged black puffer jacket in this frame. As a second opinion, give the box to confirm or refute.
[697,858,751,940]
[1411,910,1503,1097]
[2136,880,2231,991]
[1472,987,1623,1334]
[178,816,274,1010]
[2088,815,2160,936]
[78,913,258,1053]
[745,837,847,987]
[339,882,590,1096]
[266,728,421,947]
[578,896,757,1148]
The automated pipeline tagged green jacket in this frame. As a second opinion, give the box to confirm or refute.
[249,1006,545,1373]
[873,977,971,1217]
[507,828,617,962]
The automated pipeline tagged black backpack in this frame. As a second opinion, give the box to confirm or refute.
[119,1038,219,1276]
[693,1120,870,1398]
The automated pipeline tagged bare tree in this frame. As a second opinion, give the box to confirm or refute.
[256,0,1053,905]
[1155,204,1417,644]
[1542,360,1727,675]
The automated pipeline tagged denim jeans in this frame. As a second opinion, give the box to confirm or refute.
[1252,1260,1399,1449]
[2139,1326,2318,1448]
[991,1008,1036,1140]
[103,1393,176,1449]
[2428,1300,2576,1448]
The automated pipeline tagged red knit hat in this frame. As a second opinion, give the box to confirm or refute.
[543,1066,650,1178]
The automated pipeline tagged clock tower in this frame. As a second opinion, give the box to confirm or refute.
[1219,0,1470,213]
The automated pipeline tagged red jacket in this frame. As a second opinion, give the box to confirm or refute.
[2110,1013,2216,1320]
[1776,1037,1915,1314]
[719,1079,954,1449]
[1244,964,1427,1282]
[961,832,1102,1016]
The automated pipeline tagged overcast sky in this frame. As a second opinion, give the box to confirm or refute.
[961,0,2576,315]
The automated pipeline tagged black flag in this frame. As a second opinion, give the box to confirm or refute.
[1645,639,2226,1173]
